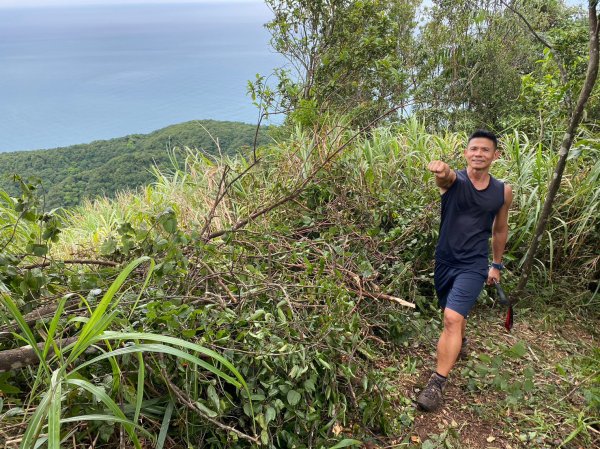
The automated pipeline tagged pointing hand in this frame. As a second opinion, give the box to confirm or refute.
[427,160,450,177]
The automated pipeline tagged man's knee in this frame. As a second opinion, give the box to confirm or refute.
[443,308,464,332]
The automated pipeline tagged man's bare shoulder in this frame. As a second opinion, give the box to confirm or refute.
[504,183,513,206]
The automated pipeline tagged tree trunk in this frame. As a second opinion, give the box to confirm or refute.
[516,3,599,295]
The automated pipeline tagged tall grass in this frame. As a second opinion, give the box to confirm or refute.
[55,119,599,288]
[1,257,250,449]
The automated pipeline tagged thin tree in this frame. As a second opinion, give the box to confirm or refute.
[507,0,599,295]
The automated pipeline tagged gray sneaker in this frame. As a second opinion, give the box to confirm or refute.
[457,337,469,361]
[416,373,447,412]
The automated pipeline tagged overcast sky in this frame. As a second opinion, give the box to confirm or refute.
[0,0,585,7]
[0,0,586,10]
[0,0,262,7]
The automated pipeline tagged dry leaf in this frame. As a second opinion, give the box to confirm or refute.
[410,435,421,443]
[332,423,343,436]
[486,436,496,443]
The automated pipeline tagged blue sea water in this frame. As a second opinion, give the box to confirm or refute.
[0,2,282,152]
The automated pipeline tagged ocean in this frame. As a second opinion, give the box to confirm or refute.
[0,1,282,152]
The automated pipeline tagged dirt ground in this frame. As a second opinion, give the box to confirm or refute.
[375,304,599,449]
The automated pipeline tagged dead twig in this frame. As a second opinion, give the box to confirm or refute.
[206,106,401,242]
[155,365,259,444]
[197,260,237,304]
[348,288,415,309]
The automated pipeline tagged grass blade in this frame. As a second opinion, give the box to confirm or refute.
[60,415,153,440]
[156,400,174,449]
[65,378,142,449]
[47,371,62,449]
[70,343,240,388]
[68,256,153,363]
[94,331,247,390]
[134,351,144,424]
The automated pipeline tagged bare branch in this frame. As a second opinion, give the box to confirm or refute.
[206,106,402,242]
[22,259,118,270]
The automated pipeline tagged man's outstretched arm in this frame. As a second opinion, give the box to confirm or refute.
[488,184,514,284]
[427,160,457,193]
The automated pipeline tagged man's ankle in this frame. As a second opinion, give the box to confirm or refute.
[434,372,447,381]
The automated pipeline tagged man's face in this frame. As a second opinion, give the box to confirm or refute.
[463,137,498,170]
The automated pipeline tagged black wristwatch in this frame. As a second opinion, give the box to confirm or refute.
[490,262,504,271]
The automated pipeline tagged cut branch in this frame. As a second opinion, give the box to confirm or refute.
[22,259,118,270]
[0,337,78,373]
[348,288,415,309]
[156,365,259,444]
[0,297,81,338]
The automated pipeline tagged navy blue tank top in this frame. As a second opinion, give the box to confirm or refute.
[435,169,505,270]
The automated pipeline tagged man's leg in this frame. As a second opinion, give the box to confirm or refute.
[436,308,465,376]
[417,271,484,411]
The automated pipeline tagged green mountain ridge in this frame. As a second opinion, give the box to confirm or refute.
[0,120,267,209]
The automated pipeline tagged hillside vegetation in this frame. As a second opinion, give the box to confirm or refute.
[0,121,597,448]
[0,0,599,447]
[0,120,267,209]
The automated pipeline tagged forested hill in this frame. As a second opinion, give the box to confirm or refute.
[0,120,267,209]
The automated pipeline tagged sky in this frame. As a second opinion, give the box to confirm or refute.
[0,0,262,7]
[0,0,585,8]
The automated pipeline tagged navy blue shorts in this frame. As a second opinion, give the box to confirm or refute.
[434,263,486,318]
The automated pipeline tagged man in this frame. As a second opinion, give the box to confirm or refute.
[416,130,513,412]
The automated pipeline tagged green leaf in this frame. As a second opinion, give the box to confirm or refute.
[287,390,301,406]
[422,441,437,449]
[99,237,117,255]
[260,429,269,445]
[72,343,240,388]
[68,256,154,364]
[507,341,527,359]
[304,376,316,393]
[91,331,247,391]
[265,406,276,424]
[207,385,220,411]
[0,293,44,370]
[162,217,177,234]
[133,352,144,424]
[328,439,362,449]
[42,295,69,361]
[60,415,153,440]
[195,402,218,418]
[30,243,48,257]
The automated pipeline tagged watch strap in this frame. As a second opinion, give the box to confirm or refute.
[491,262,504,271]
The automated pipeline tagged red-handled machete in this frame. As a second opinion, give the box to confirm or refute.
[493,279,513,332]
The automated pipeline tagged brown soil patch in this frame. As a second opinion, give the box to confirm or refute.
[407,368,513,449]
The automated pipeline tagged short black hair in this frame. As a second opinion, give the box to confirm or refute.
[468,129,497,149]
